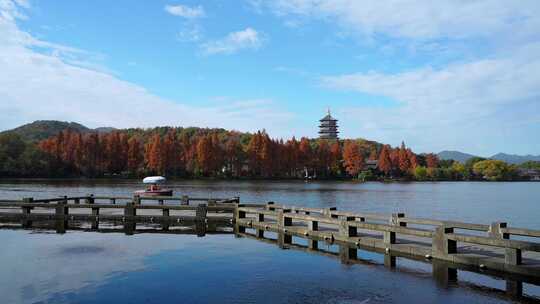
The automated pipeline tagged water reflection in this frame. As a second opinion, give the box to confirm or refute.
[238,228,540,303]
[1,227,539,304]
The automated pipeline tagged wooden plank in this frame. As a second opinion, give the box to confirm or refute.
[283,213,341,225]
[447,233,540,251]
[237,207,276,216]
[331,210,388,221]
[348,221,434,238]
[501,227,540,238]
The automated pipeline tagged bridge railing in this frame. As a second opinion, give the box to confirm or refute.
[234,202,540,275]
[0,194,239,206]
[0,195,241,235]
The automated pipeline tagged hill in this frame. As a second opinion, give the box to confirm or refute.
[490,153,540,165]
[437,150,479,163]
[0,121,116,142]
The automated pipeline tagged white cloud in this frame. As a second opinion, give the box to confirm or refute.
[0,1,293,136]
[255,0,540,42]
[164,4,205,19]
[176,24,203,42]
[200,27,264,55]
[322,42,540,154]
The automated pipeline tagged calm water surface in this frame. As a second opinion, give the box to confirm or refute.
[1,180,539,303]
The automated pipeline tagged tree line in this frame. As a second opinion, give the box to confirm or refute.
[0,127,534,181]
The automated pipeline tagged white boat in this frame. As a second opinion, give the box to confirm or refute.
[134,176,173,196]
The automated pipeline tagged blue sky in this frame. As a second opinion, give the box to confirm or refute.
[1,0,539,156]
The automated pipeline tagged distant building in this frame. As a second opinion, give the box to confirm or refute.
[365,159,378,170]
[319,109,339,140]
[518,168,540,181]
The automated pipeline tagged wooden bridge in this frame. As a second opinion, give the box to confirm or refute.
[1,195,539,299]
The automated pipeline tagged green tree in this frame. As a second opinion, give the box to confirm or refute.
[413,166,428,181]
[473,160,518,181]
[450,162,466,180]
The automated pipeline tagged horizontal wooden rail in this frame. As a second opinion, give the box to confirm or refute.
[330,210,389,221]
[283,212,341,225]
[501,227,540,238]
[447,233,540,251]
[237,207,277,216]
[0,212,232,224]
[399,217,490,232]
[348,221,434,238]
[0,202,235,212]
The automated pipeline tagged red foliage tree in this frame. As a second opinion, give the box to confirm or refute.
[407,149,418,169]
[329,141,342,175]
[127,136,143,174]
[378,145,392,176]
[145,133,163,174]
[342,140,364,177]
[398,141,411,174]
[426,153,439,168]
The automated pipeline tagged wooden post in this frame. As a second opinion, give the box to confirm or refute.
[432,260,457,288]
[256,212,264,238]
[235,204,246,233]
[21,197,33,228]
[506,279,523,298]
[91,207,99,229]
[277,208,292,245]
[489,222,519,264]
[124,202,136,234]
[55,201,68,234]
[323,207,337,218]
[489,222,520,265]
[308,220,318,249]
[391,212,406,227]
[85,194,94,204]
[384,254,396,268]
[385,213,404,244]
[195,204,208,237]
[162,209,170,230]
[433,226,457,255]
[339,217,357,260]
[505,248,522,265]
[489,222,509,239]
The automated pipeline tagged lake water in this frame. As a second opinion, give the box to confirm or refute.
[1,180,539,303]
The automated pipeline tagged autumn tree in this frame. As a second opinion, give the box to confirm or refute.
[398,141,411,174]
[342,140,364,177]
[426,153,439,168]
[127,136,143,175]
[298,137,312,170]
[163,129,182,175]
[378,145,392,176]
[329,141,342,176]
[224,135,244,176]
[145,133,163,174]
[315,140,331,176]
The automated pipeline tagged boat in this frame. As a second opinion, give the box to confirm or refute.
[134,176,173,196]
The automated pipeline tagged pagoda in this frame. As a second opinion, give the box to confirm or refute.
[318,109,339,140]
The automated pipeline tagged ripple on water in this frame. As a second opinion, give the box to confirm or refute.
[59,245,107,255]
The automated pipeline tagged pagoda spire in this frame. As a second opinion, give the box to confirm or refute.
[318,109,339,140]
